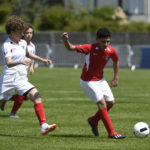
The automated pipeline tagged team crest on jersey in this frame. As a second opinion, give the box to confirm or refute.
[21,45,25,49]
[105,55,109,61]
[95,46,99,50]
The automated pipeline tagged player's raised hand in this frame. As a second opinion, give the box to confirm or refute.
[62,32,69,41]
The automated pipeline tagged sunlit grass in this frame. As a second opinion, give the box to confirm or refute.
[0,67,150,150]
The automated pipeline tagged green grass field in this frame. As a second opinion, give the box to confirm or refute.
[0,67,150,150]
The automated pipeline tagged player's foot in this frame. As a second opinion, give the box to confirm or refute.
[87,117,99,136]
[109,132,126,139]
[40,123,56,135]
[9,113,20,118]
[0,100,7,111]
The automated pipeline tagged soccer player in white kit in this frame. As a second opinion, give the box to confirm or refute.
[0,15,56,135]
[7,23,36,118]
[62,28,125,139]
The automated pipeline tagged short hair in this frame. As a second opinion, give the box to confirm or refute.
[96,28,111,38]
[5,15,26,35]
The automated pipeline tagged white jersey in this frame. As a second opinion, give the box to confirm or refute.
[27,41,36,55]
[1,38,27,75]
[25,41,36,73]
[0,38,35,100]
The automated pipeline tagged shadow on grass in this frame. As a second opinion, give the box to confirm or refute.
[0,133,95,139]
[52,134,95,138]
[0,114,9,117]
[0,134,25,138]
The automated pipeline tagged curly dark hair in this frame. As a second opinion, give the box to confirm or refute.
[5,15,26,35]
[96,28,111,38]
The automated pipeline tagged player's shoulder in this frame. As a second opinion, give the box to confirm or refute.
[107,45,116,52]
[19,39,27,45]
[82,43,96,49]
[77,43,92,47]
[27,41,35,52]
[29,41,35,48]
[2,38,12,49]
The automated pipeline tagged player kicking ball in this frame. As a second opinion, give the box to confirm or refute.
[62,28,125,139]
[0,15,56,135]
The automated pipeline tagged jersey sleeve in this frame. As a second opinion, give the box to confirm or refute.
[32,44,36,55]
[2,43,12,58]
[110,48,119,62]
[75,44,91,54]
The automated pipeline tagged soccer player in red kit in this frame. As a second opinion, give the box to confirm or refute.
[62,28,125,139]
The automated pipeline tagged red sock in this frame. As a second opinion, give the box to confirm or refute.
[10,95,25,114]
[100,108,115,136]
[90,105,112,123]
[34,103,46,125]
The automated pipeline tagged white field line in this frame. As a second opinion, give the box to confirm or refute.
[45,97,90,101]
[43,90,83,94]
[43,90,150,101]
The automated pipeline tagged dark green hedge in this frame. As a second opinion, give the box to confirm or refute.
[1,3,150,33]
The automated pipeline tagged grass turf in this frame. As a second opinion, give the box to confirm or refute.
[0,67,150,150]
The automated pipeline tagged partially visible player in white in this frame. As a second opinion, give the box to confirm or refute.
[0,15,56,135]
[7,23,36,119]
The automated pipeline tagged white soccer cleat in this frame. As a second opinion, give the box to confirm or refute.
[9,113,20,118]
[40,123,56,135]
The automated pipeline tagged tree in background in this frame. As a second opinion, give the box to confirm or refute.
[0,0,11,25]
[0,0,150,33]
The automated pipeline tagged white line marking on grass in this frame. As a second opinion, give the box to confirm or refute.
[46,97,90,101]
[44,90,83,94]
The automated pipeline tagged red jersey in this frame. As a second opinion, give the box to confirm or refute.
[75,43,118,81]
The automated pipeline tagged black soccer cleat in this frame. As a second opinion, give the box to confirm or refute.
[87,119,99,136]
[109,133,126,139]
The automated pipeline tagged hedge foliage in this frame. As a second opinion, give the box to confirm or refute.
[1,2,150,33]
[39,5,150,33]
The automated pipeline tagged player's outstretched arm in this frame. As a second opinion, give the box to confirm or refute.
[62,32,76,51]
[26,52,52,64]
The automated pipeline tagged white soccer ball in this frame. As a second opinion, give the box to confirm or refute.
[133,122,150,137]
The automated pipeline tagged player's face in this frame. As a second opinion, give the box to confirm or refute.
[96,37,110,51]
[24,28,33,42]
[10,31,24,42]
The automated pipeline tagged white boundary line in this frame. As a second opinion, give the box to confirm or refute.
[43,90,83,94]
[45,97,90,101]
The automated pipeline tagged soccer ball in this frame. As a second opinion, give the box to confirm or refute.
[133,122,150,137]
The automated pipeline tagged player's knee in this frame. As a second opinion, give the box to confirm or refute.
[33,92,41,100]
[30,92,41,103]
[107,100,115,108]
[97,98,107,109]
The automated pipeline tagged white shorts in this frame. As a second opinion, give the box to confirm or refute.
[0,71,34,101]
[80,78,114,103]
